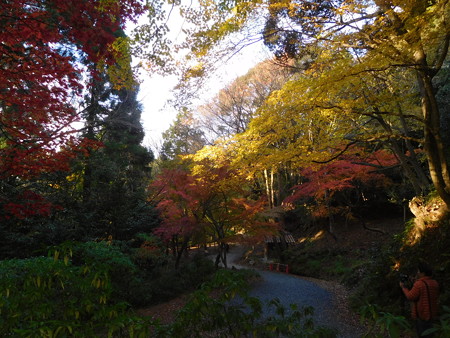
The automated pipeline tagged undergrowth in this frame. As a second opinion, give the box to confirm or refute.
[277,203,450,337]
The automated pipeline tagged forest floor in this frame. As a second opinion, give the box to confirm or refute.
[137,216,408,328]
[287,216,406,254]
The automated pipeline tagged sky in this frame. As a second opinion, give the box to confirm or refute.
[137,48,267,152]
[131,6,269,154]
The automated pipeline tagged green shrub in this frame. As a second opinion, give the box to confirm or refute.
[0,253,154,336]
[281,247,364,282]
[70,241,138,302]
[143,253,216,305]
[360,304,450,338]
[360,303,412,338]
[424,305,450,337]
[69,240,216,308]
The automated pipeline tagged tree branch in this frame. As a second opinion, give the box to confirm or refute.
[312,141,357,164]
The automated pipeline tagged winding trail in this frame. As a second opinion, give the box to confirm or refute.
[226,246,367,338]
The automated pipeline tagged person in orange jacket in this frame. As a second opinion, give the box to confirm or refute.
[400,262,440,337]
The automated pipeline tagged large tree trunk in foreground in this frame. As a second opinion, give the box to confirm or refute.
[415,45,450,209]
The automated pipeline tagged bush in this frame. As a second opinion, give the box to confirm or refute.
[141,253,216,305]
[359,303,412,338]
[0,254,153,336]
[70,241,138,302]
[0,239,219,335]
[281,246,365,283]
[69,240,216,308]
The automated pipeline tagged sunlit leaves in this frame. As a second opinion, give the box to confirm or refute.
[151,155,278,258]
[0,0,143,176]
[151,168,200,242]
[283,150,397,218]
[0,0,146,219]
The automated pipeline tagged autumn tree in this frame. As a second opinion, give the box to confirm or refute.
[176,0,450,210]
[0,0,146,219]
[0,1,175,257]
[161,59,295,210]
[151,168,204,268]
[283,150,398,235]
[221,61,363,209]
[240,48,430,202]
[152,152,278,268]
[190,157,276,268]
[196,60,293,142]
[190,49,420,217]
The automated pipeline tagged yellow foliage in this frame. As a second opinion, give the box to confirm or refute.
[172,0,450,208]
[66,173,79,182]
[105,37,137,90]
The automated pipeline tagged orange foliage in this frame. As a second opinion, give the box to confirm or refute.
[151,165,279,247]
[283,150,398,218]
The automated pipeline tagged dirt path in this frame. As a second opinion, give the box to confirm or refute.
[139,245,368,337]
[225,245,367,337]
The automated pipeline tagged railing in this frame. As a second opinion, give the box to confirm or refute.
[266,262,289,274]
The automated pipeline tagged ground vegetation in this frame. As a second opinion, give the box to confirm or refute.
[2,0,450,336]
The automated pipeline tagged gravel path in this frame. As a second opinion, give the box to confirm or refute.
[248,270,366,337]
[225,246,367,337]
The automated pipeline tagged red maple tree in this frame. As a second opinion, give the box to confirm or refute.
[0,0,144,218]
[151,165,278,268]
[283,150,398,220]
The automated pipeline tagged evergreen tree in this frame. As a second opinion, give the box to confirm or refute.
[160,109,206,162]
[79,72,156,240]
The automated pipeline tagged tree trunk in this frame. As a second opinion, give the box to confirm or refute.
[325,190,336,238]
[398,107,431,190]
[82,100,96,205]
[270,168,275,207]
[214,241,228,268]
[264,169,275,208]
[175,237,189,269]
[373,114,430,195]
[415,49,450,207]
